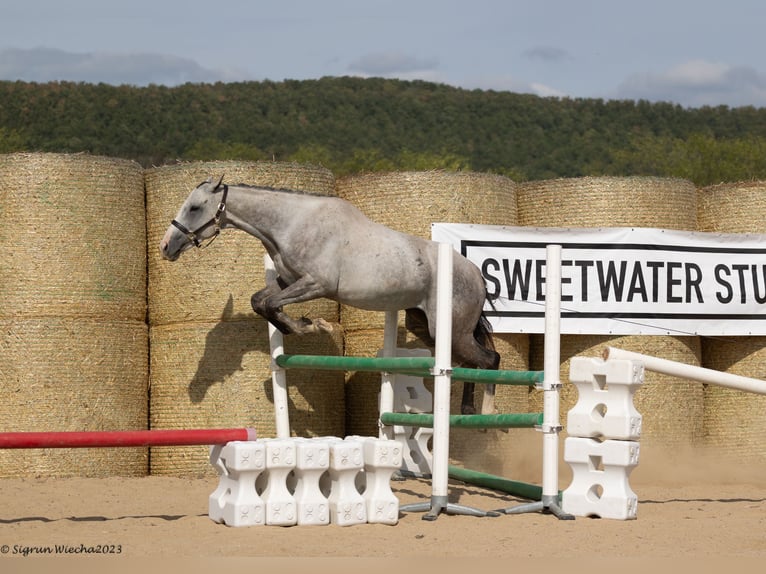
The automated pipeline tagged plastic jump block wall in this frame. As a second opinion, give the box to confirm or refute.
[209,436,402,527]
[562,357,644,520]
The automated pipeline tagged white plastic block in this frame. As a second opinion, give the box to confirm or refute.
[567,357,644,440]
[292,438,330,525]
[388,348,434,475]
[208,441,266,527]
[562,436,640,520]
[353,437,402,525]
[326,437,367,526]
[260,438,297,526]
[389,348,433,414]
[394,425,433,475]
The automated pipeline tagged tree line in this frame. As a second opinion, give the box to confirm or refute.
[2,76,766,186]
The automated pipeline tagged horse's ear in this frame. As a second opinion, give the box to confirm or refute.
[213,174,225,192]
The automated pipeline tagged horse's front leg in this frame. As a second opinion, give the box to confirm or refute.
[251,275,334,335]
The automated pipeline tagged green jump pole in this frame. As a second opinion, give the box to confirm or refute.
[452,367,543,386]
[379,411,543,429]
[275,354,542,386]
[448,465,543,502]
[275,354,434,373]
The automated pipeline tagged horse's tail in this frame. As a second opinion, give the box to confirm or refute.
[474,290,500,369]
[474,312,497,350]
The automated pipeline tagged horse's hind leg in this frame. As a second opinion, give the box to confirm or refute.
[453,330,500,415]
[251,275,333,335]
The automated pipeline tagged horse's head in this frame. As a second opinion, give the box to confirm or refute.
[160,175,227,261]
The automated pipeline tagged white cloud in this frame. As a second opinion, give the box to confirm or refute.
[617,59,766,108]
[0,47,251,86]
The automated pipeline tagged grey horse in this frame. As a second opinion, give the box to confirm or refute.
[160,176,500,414]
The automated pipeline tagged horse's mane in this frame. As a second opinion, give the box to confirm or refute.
[231,183,331,198]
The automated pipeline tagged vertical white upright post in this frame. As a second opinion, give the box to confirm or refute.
[378,310,399,440]
[541,244,570,518]
[429,242,453,515]
[399,243,495,519]
[266,254,291,439]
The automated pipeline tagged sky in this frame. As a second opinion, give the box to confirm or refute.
[1,0,765,109]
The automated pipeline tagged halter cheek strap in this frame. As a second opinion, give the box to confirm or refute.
[171,184,228,249]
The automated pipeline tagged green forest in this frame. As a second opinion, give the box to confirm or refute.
[2,76,766,186]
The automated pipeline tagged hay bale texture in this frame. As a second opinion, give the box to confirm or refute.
[518,176,698,229]
[519,176,704,450]
[335,171,528,472]
[698,181,766,460]
[0,153,148,477]
[145,161,345,476]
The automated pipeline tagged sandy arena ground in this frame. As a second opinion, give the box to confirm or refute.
[1,445,765,573]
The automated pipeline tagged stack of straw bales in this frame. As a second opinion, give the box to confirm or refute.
[519,176,704,449]
[0,153,148,477]
[698,181,766,460]
[336,171,527,475]
[145,161,344,476]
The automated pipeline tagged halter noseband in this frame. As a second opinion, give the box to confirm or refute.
[171,184,229,249]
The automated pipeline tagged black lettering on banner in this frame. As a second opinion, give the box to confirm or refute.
[574,260,593,301]
[666,261,683,303]
[535,259,546,301]
[715,264,733,303]
[503,258,533,301]
[627,263,648,302]
[481,258,501,297]
[597,260,627,302]
[733,264,749,304]
[754,265,766,304]
[686,262,704,303]
[646,261,664,303]
[561,260,573,302]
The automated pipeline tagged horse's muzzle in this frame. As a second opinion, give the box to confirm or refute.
[159,238,180,261]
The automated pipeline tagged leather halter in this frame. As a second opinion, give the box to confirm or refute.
[171,184,229,249]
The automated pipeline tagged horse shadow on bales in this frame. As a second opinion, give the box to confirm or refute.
[187,296,344,438]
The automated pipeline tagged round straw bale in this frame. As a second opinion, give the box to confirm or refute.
[149,317,344,476]
[0,318,148,478]
[521,176,702,450]
[698,181,766,233]
[518,176,698,230]
[701,337,766,460]
[698,181,766,460]
[0,152,146,321]
[146,160,337,326]
[529,334,703,449]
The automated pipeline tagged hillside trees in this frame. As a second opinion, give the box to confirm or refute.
[1,77,766,185]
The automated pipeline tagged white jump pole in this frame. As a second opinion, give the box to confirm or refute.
[429,242,454,517]
[541,244,568,517]
[503,244,572,519]
[604,346,766,395]
[266,254,291,439]
[378,309,399,440]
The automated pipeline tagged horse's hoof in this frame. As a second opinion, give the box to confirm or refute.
[460,405,477,415]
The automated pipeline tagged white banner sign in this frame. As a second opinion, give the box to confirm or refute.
[431,224,766,336]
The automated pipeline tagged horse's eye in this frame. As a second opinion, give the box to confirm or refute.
[189,205,201,213]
